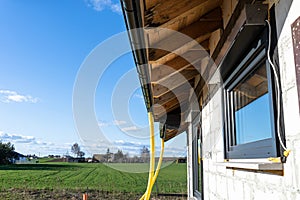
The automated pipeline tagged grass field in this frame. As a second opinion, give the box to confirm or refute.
[0,161,187,199]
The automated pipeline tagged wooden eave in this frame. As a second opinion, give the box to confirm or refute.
[122,0,269,141]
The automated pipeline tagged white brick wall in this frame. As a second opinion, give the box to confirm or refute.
[193,1,300,199]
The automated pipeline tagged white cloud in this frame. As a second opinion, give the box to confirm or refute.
[0,132,36,143]
[98,119,127,127]
[0,131,71,156]
[86,0,122,14]
[133,94,144,99]
[98,121,110,127]
[0,90,38,103]
[121,126,141,132]
[113,120,127,125]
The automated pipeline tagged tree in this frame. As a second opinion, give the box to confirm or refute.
[0,142,16,164]
[71,143,85,158]
[105,148,111,162]
[78,151,85,158]
[114,150,124,163]
[140,146,150,163]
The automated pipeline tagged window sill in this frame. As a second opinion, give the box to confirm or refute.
[216,158,283,171]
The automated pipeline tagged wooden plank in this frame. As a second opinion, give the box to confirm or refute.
[150,40,209,68]
[144,0,160,11]
[149,22,221,61]
[164,122,188,141]
[154,92,189,108]
[212,0,254,65]
[151,50,207,82]
[149,18,222,62]
[152,66,200,97]
[213,0,248,66]
[222,0,240,28]
[154,80,194,104]
[209,28,223,56]
[147,4,222,45]
[149,33,211,65]
[222,0,232,28]
[144,0,208,27]
[154,99,187,119]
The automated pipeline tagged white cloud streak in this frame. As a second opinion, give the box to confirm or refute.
[0,131,70,156]
[98,119,127,127]
[0,90,38,103]
[121,126,141,132]
[133,94,144,99]
[113,120,127,125]
[98,121,110,127]
[86,0,122,14]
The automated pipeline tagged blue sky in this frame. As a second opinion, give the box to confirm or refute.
[0,0,186,157]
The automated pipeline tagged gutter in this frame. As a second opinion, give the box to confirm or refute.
[120,0,153,112]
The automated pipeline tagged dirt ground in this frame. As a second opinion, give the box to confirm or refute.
[0,189,187,200]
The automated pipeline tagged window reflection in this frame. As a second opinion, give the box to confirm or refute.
[233,63,273,144]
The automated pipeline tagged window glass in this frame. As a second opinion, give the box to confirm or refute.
[233,63,273,145]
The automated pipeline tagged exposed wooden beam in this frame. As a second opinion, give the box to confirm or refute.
[144,0,209,27]
[149,33,211,65]
[222,0,239,28]
[152,64,200,98]
[209,28,223,56]
[149,17,222,63]
[164,122,188,141]
[146,4,223,45]
[151,50,207,82]
[149,41,209,71]
[154,91,189,108]
[154,79,194,104]
[154,93,190,120]
[144,0,160,11]
[212,0,254,65]
[154,100,180,120]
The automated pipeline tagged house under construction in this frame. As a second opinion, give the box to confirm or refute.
[121,0,300,199]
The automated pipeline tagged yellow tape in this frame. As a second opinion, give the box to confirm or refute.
[284,150,291,158]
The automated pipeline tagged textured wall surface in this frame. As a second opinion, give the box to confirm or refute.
[188,0,300,199]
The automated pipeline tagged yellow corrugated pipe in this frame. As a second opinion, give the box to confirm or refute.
[140,112,165,200]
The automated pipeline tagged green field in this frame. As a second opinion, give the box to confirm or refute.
[0,162,187,199]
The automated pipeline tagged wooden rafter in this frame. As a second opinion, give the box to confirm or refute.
[150,40,209,69]
[148,14,222,63]
[164,122,188,141]
[152,63,200,98]
[151,50,208,82]
[154,94,189,120]
[146,3,223,45]
[154,79,194,105]
[145,0,210,27]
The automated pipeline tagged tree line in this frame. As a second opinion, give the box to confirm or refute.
[92,146,151,163]
[0,142,17,164]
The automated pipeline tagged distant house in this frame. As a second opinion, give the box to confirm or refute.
[92,154,105,162]
[107,153,114,162]
[65,155,85,163]
[92,153,114,163]
[12,152,39,164]
[11,152,27,164]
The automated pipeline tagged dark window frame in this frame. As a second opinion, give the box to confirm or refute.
[223,29,280,159]
[192,117,203,199]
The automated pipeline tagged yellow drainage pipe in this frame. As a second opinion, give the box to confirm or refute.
[152,138,164,182]
[140,112,165,200]
[144,112,155,199]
